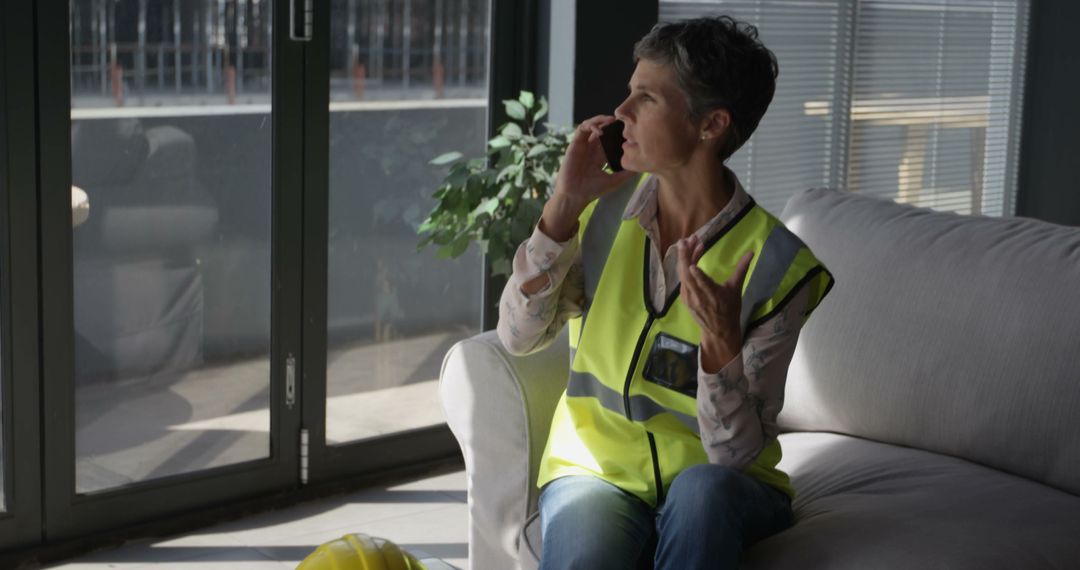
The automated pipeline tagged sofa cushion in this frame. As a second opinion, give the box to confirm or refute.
[744,432,1080,569]
[520,432,1080,569]
[778,187,1080,496]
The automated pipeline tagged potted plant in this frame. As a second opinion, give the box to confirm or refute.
[417,91,573,276]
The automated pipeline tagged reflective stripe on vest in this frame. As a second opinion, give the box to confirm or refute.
[737,219,808,335]
[567,369,701,434]
[581,177,641,309]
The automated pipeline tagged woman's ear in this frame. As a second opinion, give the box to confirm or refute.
[700,108,732,141]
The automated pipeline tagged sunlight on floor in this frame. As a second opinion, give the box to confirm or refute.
[45,469,468,569]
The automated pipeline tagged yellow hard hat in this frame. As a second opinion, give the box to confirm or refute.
[297,533,427,570]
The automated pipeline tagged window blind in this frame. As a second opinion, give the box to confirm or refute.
[848,0,1028,215]
[658,0,1029,217]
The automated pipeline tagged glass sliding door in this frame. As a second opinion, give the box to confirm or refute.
[42,0,302,540]
[69,0,275,494]
[17,0,504,551]
[322,0,487,446]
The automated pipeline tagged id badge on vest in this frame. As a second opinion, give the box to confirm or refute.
[642,332,699,397]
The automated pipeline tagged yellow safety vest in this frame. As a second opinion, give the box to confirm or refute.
[537,173,834,507]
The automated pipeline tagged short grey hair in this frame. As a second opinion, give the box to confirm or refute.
[633,15,779,161]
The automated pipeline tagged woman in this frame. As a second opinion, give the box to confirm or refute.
[497,16,834,569]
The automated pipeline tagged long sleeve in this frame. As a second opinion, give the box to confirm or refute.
[696,285,812,470]
[496,222,586,356]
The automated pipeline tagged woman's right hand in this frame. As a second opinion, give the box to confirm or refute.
[540,116,639,242]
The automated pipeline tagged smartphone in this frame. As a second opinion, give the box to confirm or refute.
[599,120,626,172]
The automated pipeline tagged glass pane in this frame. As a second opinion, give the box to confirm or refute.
[325,0,487,444]
[70,0,273,493]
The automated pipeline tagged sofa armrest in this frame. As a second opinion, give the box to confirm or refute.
[439,328,568,570]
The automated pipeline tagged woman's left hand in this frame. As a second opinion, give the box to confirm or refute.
[676,234,754,371]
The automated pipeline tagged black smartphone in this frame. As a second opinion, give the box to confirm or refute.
[599,120,626,172]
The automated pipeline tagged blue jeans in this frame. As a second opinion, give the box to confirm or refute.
[537,464,794,570]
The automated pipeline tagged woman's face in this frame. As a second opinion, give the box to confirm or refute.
[613,59,702,173]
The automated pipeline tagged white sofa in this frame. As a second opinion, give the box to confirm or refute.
[439,186,1080,569]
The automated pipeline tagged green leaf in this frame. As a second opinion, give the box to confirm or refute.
[535,97,549,122]
[519,91,535,110]
[430,151,464,165]
[496,182,516,199]
[452,197,470,218]
[417,218,437,234]
[501,123,523,140]
[446,167,469,189]
[479,169,499,188]
[480,197,499,215]
[488,136,511,149]
[497,163,522,182]
[510,200,539,236]
[432,229,455,246]
[526,144,549,158]
[449,234,471,258]
[504,100,527,120]
[464,175,484,205]
[494,149,515,169]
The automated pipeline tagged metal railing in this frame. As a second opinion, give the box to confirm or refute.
[70,0,489,106]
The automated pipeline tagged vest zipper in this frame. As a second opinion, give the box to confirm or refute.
[623,315,655,420]
[624,314,665,505]
[647,432,664,505]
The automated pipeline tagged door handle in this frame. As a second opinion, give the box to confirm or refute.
[290,0,313,42]
[286,354,297,409]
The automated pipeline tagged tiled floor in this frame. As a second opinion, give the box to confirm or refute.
[44,469,469,569]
